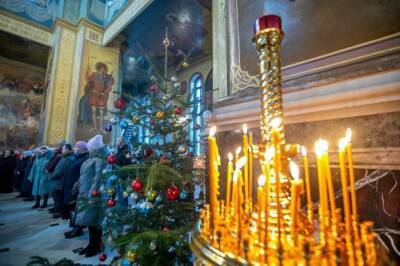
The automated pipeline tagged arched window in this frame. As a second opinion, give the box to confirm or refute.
[189,74,204,156]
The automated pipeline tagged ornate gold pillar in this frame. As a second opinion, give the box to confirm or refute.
[43,22,78,144]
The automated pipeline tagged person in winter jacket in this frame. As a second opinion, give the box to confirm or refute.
[13,151,27,194]
[28,146,53,208]
[116,137,130,166]
[46,140,65,212]
[75,135,108,257]
[49,144,75,218]
[0,150,17,193]
[21,150,35,200]
[62,141,89,238]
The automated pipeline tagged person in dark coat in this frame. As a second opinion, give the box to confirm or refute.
[21,150,35,200]
[62,141,89,238]
[76,135,108,257]
[0,150,17,193]
[46,140,65,213]
[29,146,53,208]
[13,151,27,193]
[49,144,75,218]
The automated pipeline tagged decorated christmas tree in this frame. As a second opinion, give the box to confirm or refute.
[96,33,203,265]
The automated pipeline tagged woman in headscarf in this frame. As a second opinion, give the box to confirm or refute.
[28,146,53,208]
[75,135,108,257]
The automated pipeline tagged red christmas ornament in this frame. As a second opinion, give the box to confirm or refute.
[107,155,117,164]
[114,97,126,109]
[99,253,107,262]
[162,225,170,232]
[188,152,193,158]
[143,148,153,159]
[91,190,100,197]
[149,84,158,93]
[107,199,116,207]
[174,107,182,115]
[166,185,180,201]
[130,179,143,192]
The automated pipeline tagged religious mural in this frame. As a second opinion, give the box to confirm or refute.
[75,40,119,142]
[0,59,46,149]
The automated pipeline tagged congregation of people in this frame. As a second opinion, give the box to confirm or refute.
[0,135,130,257]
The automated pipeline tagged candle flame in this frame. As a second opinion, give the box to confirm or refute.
[270,117,282,130]
[315,139,328,157]
[228,152,233,161]
[346,128,352,142]
[258,175,266,186]
[235,147,242,155]
[338,137,348,151]
[301,146,307,157]
[233,170,239,183]
[243,124,248,134]
[264,147,274,162]
[209,126,217,137]
[289,161,300,180]
[235,156,247,169]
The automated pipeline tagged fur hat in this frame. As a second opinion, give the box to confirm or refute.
[87,135,103,152]
[75,141,88,151]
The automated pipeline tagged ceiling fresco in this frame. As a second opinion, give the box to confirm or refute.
[0,31,49,68]
[120,0,212,93]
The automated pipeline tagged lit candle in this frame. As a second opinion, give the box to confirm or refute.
[315,140,327,233]
[346,128,358,222]
[233,157,246,253]
[208,126,219,235]
[257,175,266,219]
[289,161,304,243]
[257,174,266,244]
[249,131,254,204]
[242,124,249,205]
[322,141,336,219]
[235,147,242,164]
[225,153,234,212]
[301,147,313,224]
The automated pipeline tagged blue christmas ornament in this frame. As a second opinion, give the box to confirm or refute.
[179,191,188,200]
[155,195,163,204]
[104,123,113,132]
[102,164,113,174]
[109,175,118,182]
[119,119,129,129]
[138,56,144,64]
[122,259,132,266]
[137,201,153,215]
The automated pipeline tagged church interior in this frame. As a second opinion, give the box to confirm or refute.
[0,0,399,265]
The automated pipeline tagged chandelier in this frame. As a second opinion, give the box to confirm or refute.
[190,14,385,265]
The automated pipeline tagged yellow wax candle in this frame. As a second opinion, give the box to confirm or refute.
[208,126,219,234]
[257,175,266,219]
[235,147,241,164]
[323,143,336,218]
[249,131,253,203]
[289,161,304,243]
[315,140,327,231]
[257,175,266,245]
[225,153,234,212]
[242,124,249,205]
[232,170,239,223]
[346,128,358,222]
[301,147,313,224]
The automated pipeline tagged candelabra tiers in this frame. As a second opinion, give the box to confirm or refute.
[190,14,388,266]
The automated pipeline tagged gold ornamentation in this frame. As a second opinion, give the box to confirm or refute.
[46,28,77,144]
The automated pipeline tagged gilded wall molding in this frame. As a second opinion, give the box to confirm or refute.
[230,64,259,93]
[0,12,52,46]
[45,27,77,144]
[209,69,400,131]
